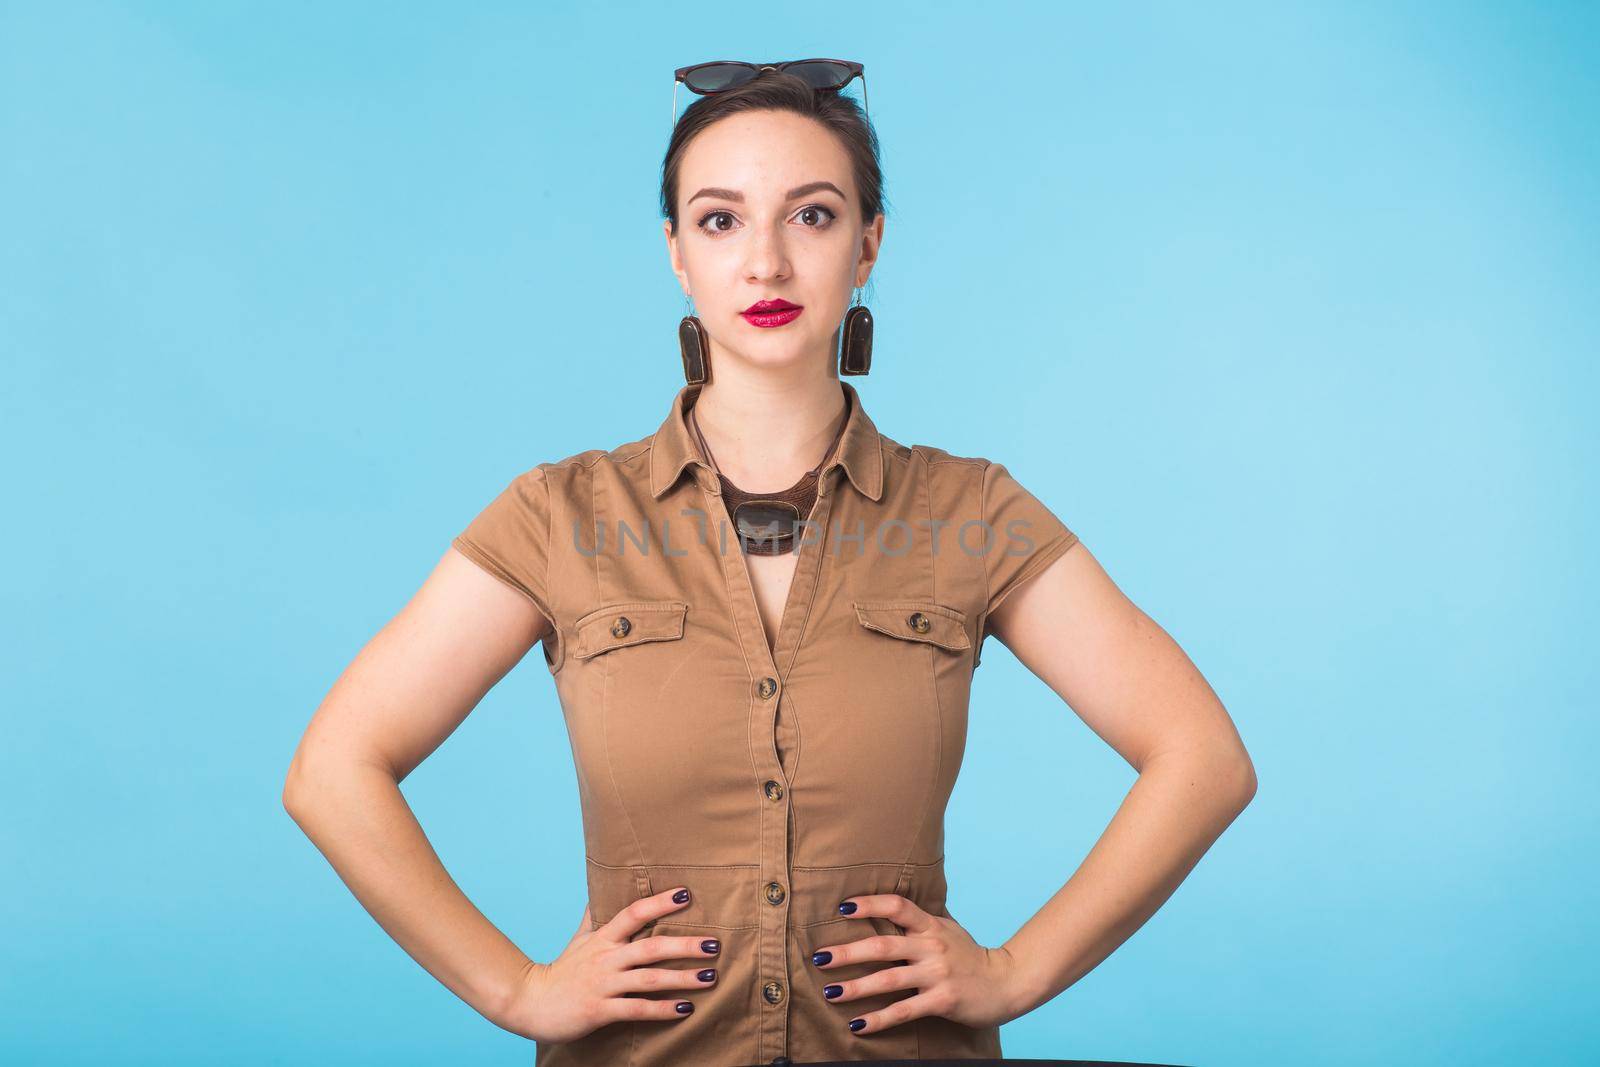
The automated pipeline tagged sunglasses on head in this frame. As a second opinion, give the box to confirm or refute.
[672,59,868,128]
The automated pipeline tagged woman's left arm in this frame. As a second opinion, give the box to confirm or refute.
[986,540,1257,1019]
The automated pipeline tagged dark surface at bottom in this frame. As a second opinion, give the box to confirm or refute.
[739,1059,1195,1066]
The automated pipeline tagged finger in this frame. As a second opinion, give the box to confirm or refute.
[598,886,693,943]
[843,989,943,1036]
[597,993,698,1024]
[809,931,913,968]
[615,934,722,968]
[838,893,934,934]
[819,959,920,1003]
[604,963,719,997]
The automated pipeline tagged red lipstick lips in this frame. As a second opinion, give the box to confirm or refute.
[740,298,804,328]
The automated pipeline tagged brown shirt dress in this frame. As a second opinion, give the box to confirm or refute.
[451,380,1081,1066]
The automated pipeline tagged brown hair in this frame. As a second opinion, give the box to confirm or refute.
[660,71,888,236]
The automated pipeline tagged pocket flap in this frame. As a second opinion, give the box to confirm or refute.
[572,601,689,660]
[852,600,971,652]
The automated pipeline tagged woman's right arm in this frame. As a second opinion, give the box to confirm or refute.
[281,547,551,1028]
[282,548,721,1041]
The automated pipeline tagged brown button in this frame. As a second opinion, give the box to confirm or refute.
[764,881,786,905]
[611,616,632,638]
[764,779,784,801]
[908,611,930,634]
[757,676,777,699]
[762,979,785,1005]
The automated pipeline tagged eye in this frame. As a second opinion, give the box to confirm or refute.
[794,204,836,228]
[696,210,738,236]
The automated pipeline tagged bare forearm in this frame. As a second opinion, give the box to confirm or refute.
[283,758,533,1026]
[1001,747,1255,1016]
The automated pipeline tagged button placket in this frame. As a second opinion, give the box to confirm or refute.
[697,469,838,1062]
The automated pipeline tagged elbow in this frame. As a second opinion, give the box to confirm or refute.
[281,760,308,823]
[282,745,394,825]
[1226,749,1258,813]
[281,752,324,826]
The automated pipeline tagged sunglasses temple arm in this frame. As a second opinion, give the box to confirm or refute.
[672,79,678,131]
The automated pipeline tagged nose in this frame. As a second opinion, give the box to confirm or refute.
[742,219,791,285]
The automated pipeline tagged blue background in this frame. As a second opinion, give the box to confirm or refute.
[4,1,1595,1063]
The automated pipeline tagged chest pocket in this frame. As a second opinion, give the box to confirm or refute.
[852,599,972,653]
[571,600,689,660]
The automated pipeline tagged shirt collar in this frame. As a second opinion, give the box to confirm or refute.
[649,379,885,502]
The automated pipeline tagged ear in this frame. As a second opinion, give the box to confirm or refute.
[663,219,691,297]
[853,212,885,289]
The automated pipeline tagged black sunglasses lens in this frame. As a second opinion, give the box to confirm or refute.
[684,63,757,93]
[783,61,854,90]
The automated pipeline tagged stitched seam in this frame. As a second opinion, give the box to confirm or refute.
[922,448,937,606]
[574,600,690,624]
[693,474,765,869]
[782,486,836,847]
[854,617,968,652]
[450,535,541,611]
[594,471,649,872]
[572,601,689,646]
[852,600,968,623]
[537,468,561,673]
[896,639,940,870]
[782,487,832,678]
[980,461,993,610]
[574,622,691,662]
[902,638,942,871]
[785,688,804,848]
[987,530,1081,618]
[974,460,992,668]
[793,856,944,871]
[587,857,762,869]
[551,444,652,473]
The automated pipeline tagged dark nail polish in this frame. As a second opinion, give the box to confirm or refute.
[676,1001,693,1014]
[672,889,690,904]
[849,1018,865,1033]
[701,938,720,954]
[838,901,857,915]
[697,968,716,983]
[812,950,832,966]
[824,984,843,999]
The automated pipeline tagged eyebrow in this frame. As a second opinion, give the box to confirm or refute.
[686,180,847,206]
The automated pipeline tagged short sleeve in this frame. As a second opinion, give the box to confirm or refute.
[451,467,557,628]
[980,460,1080,617]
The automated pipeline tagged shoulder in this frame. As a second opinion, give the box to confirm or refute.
[879,436,995,496]
[498,430,658,497]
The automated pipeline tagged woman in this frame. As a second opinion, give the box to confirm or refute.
[283,62,1257,1066]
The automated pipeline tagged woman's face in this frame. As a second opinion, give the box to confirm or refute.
[664,109,883,374]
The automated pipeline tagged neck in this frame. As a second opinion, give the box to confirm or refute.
[691,357,848,495]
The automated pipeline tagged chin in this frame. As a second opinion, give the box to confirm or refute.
[736,348,813,372]
[734,331,825,369]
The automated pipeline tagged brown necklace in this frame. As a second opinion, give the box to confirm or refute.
[688,387,851,557]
